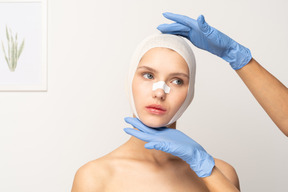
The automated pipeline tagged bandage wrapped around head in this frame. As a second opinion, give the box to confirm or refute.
[127,33,196,127]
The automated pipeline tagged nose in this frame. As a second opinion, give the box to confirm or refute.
[152,88,166,100]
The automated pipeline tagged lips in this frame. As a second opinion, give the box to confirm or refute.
[145,104,167,115]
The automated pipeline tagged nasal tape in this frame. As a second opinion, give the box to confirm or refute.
[152,81,170,93]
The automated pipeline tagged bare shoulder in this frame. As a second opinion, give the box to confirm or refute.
[214,158,240,190]
[71,157,111,192]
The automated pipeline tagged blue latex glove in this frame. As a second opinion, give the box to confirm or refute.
[123,117,215,178]
[157,12,252,70]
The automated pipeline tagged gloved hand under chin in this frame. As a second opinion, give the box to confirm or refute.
[157,12,252,70]
[123,117,215,178]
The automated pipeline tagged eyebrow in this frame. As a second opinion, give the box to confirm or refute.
[137,66,189,79]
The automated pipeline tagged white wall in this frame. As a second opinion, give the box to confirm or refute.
[0,0,287,191]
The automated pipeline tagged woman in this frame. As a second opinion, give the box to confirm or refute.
[71,34,240,191]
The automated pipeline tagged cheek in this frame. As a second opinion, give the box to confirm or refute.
[132,77,151,104]
[169,87,188,109]
[132,77,141,101]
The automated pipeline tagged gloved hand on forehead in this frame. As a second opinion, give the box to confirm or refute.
[123,117,215,178]
[157,12,252,70]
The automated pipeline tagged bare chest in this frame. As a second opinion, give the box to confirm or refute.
[104,161,209,192]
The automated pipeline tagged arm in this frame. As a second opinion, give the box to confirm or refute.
[236,58,288,136]
[202,166,240,192]
[157,12,288,136]
[203,158,241,191]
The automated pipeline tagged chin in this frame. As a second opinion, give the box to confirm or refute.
[139,115,169,128]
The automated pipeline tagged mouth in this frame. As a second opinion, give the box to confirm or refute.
[145,104,167,115]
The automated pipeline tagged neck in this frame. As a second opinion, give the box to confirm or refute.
[122,118,179,164]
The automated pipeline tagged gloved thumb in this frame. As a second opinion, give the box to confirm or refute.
[197,15,211,35]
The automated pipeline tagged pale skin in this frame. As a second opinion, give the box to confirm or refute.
[71,48,240,192]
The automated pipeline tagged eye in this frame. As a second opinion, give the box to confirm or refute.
[143,73,154,80]
[171,79,183,85]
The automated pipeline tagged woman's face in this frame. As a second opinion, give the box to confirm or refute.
[132,47,189,127]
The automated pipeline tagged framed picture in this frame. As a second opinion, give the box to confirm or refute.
[0,0,47,91]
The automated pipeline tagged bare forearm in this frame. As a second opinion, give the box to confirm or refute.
[236,58,288,136]
[202,167,240,192]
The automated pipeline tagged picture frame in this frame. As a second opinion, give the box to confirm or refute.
[0,0,47,91]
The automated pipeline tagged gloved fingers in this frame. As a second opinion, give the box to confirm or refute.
[159,30,190,39]
[123,128,156,142]
[145,141,170,153]
[162,12,198,29]
[144,141,160,149]
[157,23,190,38]
[197,15,213,35]
[124,117,160,134]
[157,23,191,32]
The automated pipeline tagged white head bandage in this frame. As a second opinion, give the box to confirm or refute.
[152,81,170,94]
[126,33,196,126]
